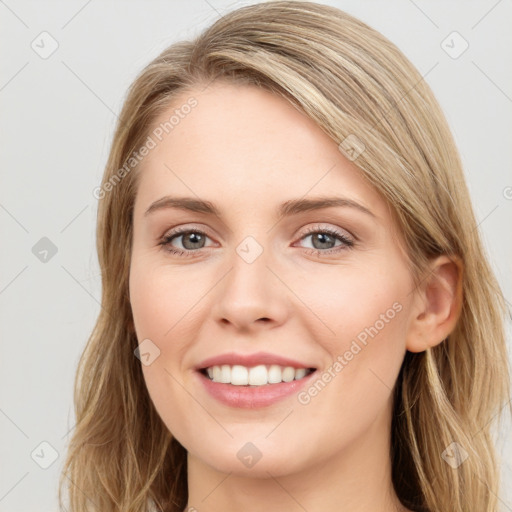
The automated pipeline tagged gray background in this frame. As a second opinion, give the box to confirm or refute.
[1,1,511,510]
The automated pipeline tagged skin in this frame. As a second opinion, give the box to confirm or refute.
[129,81,461,512]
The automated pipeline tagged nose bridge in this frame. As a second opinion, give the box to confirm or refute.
[227,234,272,302]
[212,233,288,328]
[235,234,266,267]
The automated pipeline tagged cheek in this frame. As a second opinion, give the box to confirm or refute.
[129,260,213,418]
[129,260,202,439]
[297,264,407,344]
[288,273,408,449]
[294,266,409,394]
[129,259,208,344]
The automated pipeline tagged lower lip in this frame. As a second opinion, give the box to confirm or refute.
[196,370,317,409]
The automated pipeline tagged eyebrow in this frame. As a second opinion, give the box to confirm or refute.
[144,195,376,219]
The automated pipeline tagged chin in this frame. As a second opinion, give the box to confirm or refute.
[187,438,311,479]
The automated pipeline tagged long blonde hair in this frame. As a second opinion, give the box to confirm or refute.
[59,2,511,511]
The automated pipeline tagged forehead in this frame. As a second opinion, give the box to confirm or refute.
[133,81,388,222]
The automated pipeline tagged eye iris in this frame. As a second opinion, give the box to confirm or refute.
[182,232,205,250]
[312,232,335,250]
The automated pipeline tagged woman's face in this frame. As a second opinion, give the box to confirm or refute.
[129,81,418,477]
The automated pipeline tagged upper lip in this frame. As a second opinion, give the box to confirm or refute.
[195,351,317,370]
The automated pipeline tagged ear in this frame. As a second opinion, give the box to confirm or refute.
[406,255,463,353]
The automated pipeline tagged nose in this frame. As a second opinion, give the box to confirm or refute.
[211,242,290,332]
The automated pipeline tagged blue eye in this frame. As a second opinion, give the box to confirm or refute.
[298,227,354,255]
[159,229,212,257]
[159,226,354,257]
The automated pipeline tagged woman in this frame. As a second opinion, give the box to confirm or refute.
[59,2,511,511]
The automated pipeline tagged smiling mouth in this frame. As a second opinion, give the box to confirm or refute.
[199,364,317,386]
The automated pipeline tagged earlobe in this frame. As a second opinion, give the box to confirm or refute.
[406,255,463,353]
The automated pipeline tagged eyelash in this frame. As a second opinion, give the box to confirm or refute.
[158,225,355,258]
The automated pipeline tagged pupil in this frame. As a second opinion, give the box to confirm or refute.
[184,233,204,249]
[313,233,334,249]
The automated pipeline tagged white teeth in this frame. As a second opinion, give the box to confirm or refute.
[282,366,295,382]
[268,364,282,384]
[294,368,307,380]
[203,364,313,385]
[230,365,248,385]
[248,365,267,385]
[220,364,231,384]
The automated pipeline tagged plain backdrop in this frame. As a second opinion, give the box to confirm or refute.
[1,1,511,510]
